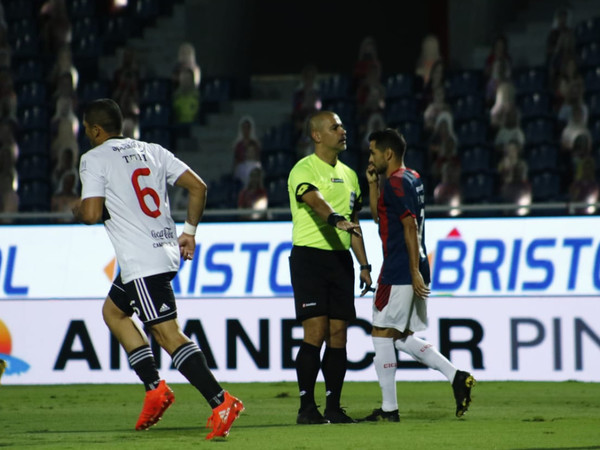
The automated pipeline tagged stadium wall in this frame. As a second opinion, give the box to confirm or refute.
[0,218,599,384]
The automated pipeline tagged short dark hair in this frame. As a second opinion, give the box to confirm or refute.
[83,98,123,134]
[368,128,406,159]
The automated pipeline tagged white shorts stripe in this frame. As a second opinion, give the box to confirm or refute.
[134,278,158,321]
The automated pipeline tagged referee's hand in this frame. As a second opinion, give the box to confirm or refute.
[336,220,362,237]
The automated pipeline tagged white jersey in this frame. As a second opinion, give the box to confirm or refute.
[79,137,189,283]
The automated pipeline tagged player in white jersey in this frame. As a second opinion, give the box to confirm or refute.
[73,99,243,439]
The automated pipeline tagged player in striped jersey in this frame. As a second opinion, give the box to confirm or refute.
[361,128,474,422]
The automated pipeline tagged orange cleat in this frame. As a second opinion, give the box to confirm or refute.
[135,380,175,430]
[205,391,244,440]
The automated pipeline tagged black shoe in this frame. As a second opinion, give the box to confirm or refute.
[324,407,357,424]
[452,370,475,417]
[297,405,329,425]
[359,408,400,422]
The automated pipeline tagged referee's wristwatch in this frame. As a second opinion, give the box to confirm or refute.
[360,264,372,272]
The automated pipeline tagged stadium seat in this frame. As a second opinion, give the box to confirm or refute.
[445,70,483,99]
[266,177,289,207]
[404,147,426,174]
[322,99,356,129]
[11,30,38,59]
[456,119,488,147]
[530,171,561,202]
[263,151,295,178]
[78,80,110,105]
[18,180,51,212]
[584,67,600,94]
[320,74,351,102]
[385,97,419,125]
[452,94,485,123]
[140,128,172,149]
[523,118,555,145]
[14,58,45,83]
[103,14,133,53]
[579,42,600,70]
[139,103,171,128]
[140,78,172,105]
[16,81,47,108]
[385,73,414,100]
[460,145,491,175]
[575,17,600,47]
[69,0,96,18]
[3,0,35,20]
[461,173,495,203]
[19,131,49,157]
[20,106,49,132]
[72,17,99,43]
[513,67,548,95]
[527,144,558,173]
[396,120,422,148]
[518,92,551,121]
[17,155,50,183]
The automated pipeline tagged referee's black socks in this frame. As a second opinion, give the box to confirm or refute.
[296,342,321,410]
[322,346,347,411]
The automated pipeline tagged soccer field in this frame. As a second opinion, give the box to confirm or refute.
[1,381,599,449]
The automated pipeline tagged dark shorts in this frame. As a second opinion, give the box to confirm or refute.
[109,272,178,325]
[289,245,356,322]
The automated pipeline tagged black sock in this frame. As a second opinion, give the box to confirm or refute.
[321,346,347,411]
[295,342,321,411]
[128,345,160,391]
[172,342,224,408]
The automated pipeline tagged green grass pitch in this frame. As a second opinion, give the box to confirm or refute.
[1,381,599,449]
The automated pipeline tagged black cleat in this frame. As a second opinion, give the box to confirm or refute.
[452,370,475,417]
[297,405,329,425]
[324,407,357,424]
[359,408,400,422]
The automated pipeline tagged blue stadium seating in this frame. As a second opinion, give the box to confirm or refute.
[320,74,350,102]
[140,78,172,105]
[16,81,47,108]
[575,17,600,47]
[461,173,495,203]
[452,94,485,123]
[523,118,555,145]
[530,171,561,201]
[513,67,548,95]
[518,92,551,120]
[385,97,419,125]
[445,70,483,99]
[385,73,414,99]
[527,144,558,173]
[456,119,488,147]
[460,145,491,174]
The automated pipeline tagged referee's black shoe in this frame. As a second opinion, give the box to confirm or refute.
[297,405,329,425]
[359,408,400,422]
[324,407,357,423]
[452,370,475,417]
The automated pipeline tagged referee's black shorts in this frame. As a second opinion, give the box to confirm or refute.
[289,245,356,322]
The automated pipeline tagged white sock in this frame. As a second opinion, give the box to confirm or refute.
[372,337,398,411]
[394,335,457,382]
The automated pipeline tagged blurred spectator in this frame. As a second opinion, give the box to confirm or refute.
[547,7,576,89]
[0,121,17,164]
[48,45,79,94]
[232,115,261,170]
[360,112,386,173]
[50,168,79,222]
[561,106,591,152]
[51,147,77,191]
[233,141,261,189]
[0,27,11,70]
[39,0,72,54]
[429,111,459,185]
[0,70,17,124]
[557,74,586,126]
[237,167,268,221]
[172,67,200,125]
[490,81,518,129]
[494,106,525,152]
[51,119,79,165]
[111,48,141,122]
[423,85,451,134]
[554,55,583,111]
[356,62,386,130]
[484,36,512,106]
[353,36,381,90]
[53,72,77,110]
[434,159,462,216]
[415,34,441,86]
[122,117,140,139]
[0,122,18,222]
[292,64,321,137]
[172,42,201,89]
[498,140,531,215]
[0,175,18,223]
[569,154,598,214]
[421,59,445,110]
[51,95,79,137]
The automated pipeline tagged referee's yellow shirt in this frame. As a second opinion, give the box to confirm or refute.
[288,153,361,250]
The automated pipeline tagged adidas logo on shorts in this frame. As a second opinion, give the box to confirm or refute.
[159,303,170,313]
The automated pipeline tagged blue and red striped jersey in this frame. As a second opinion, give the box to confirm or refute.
[376,167,431,285]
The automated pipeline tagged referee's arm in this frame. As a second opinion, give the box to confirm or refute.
[300,190,362,236]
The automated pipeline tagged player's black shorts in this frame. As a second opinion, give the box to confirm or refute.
[289,245,356,322]
[109,272,178,325]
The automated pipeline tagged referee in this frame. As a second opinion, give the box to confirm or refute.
[288,111,372,424]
